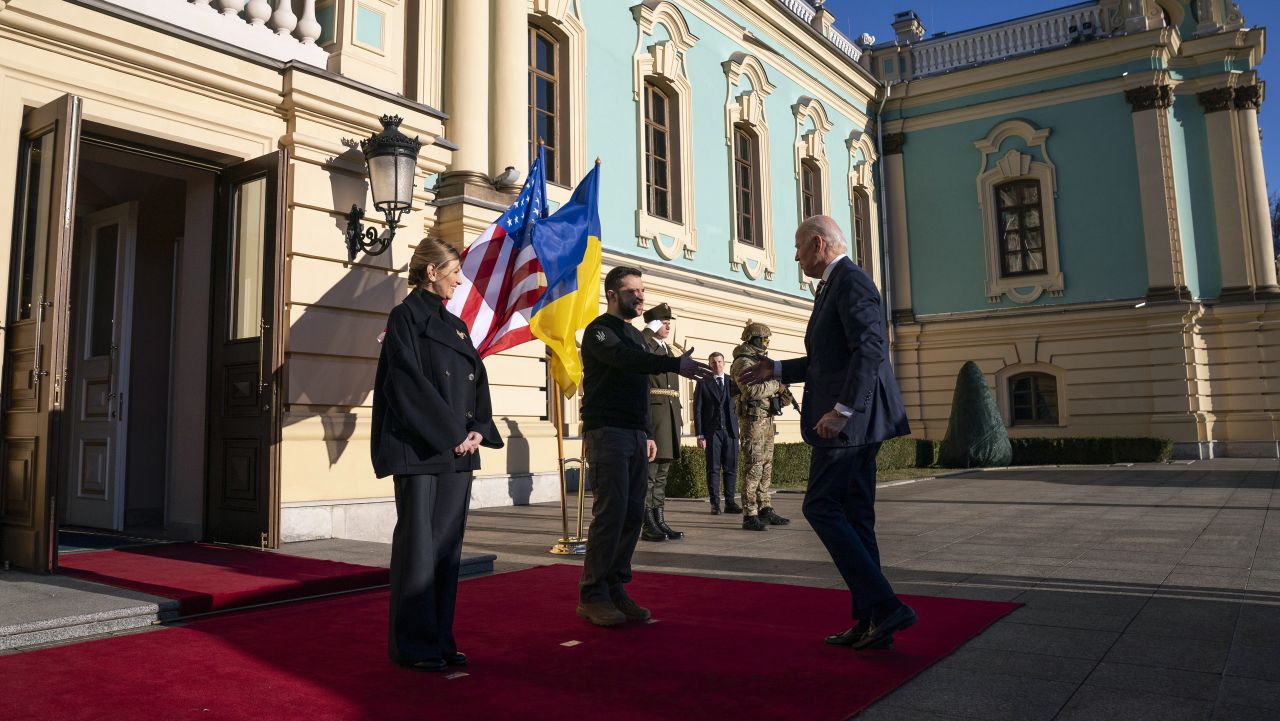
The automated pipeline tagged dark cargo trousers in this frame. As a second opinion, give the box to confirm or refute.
[579,427,648,603]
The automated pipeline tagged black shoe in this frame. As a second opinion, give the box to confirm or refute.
[445,652,467,667]
[402,658,448,672]
[853,604,916,651]
[655,507,684,540]
[825,621,892,649]
[710,502,722,515]
[724,501,743,514]
[742,515,767,531]
[760,507,791,526]
[641,508,667,542]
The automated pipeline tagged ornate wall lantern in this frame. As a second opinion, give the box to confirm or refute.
[346,115,422,261]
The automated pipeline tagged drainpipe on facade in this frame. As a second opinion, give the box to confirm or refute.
[875,80,895,343]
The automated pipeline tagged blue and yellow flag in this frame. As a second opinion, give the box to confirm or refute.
[529,163,602,396]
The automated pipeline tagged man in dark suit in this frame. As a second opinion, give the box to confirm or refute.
[740,214,915,651]
[694,352,741,515]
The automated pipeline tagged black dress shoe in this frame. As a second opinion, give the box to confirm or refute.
[710,505,722,515]
[853,604,916,651]
[403,658,448,672]
[724,501,743,514]
[445,652,467,667]
[825,621,893,649]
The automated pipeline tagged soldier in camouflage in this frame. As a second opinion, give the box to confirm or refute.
[729,321,794,531]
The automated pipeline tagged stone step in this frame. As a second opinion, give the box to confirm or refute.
[0,573,178,652]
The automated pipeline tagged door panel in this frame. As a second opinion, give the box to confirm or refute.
[63,204,136,530]
[1,95,82,572]
[206,151,285,548]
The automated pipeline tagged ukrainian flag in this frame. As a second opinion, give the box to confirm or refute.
[529,162,602,396]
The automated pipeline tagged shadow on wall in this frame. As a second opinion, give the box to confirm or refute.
[504,419,533,503]
[282,151,404,469]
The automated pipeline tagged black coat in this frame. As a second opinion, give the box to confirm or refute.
[779,256,910,448]
[693,376,739,439]
[371,289,503,478]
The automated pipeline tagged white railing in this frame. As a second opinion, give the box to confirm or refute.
[774,0,863,63]
[910,2,1113,79]
[101,0,329,67]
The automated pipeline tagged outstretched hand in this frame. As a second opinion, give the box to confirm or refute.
[738,357,775,385]
[677,347,715,381]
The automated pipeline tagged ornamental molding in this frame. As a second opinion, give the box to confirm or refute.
[1124,84,1173,112]
[1234,83,1264,110]
[882,132,905,155]
[1197,87,1235,113]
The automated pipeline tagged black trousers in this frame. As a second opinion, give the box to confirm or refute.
[704,429,738,507]
[801,443,896,619]
[388,471,473,664]
[579,427,648,603]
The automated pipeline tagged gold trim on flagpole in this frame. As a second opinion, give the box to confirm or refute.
[548,373,587,555]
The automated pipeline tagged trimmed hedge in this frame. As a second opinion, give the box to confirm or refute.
[664,436,1171,498]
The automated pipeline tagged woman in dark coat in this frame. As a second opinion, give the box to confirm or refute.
[372,238,503,671]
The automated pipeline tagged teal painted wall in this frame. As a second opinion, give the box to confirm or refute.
[1168,95,1222,299]
[577,1,875,297]
[904,95,1149,315]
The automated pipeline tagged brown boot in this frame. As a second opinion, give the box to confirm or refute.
[611,591,652,621]
[576,600,626,626]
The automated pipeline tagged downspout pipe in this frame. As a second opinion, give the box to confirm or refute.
[874,81,894,341]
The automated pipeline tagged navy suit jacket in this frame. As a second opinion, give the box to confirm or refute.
[779,257,910,448]
[693,376,739,439]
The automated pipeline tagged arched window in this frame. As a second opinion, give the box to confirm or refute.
[644,80,677,222]
[800,159,822,219]
[995,179,1046,277]
[1009,372,1058,425]
[529,26,562,184]
[734,124,762,248]
[852,188,870,267]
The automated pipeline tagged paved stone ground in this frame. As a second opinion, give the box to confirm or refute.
[453,459,1280,721]
[3,459,1277,719]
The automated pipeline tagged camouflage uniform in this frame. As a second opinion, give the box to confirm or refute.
[729,322,795,530]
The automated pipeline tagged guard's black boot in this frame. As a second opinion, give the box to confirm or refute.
[655,507,684,540]
[760,506,791,526]
[742,514,767,531]
[641,508,667,542]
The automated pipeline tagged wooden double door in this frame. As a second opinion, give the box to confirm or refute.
[0,94,286,571]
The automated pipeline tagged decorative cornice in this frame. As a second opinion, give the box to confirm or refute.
[882,132,905,155]
[1197,87,1236,113]
[1234,83,1264,110]
[1124,84,1173,113]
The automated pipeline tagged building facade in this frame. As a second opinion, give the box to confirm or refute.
[0,0,1274,571]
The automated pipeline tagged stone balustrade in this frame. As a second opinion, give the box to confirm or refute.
[909,2,1114,79]
[773,0,863,63]
[101,0,329,67]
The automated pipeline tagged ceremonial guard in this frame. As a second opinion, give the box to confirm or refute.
[641,303,685,541]
[729,322,794,531]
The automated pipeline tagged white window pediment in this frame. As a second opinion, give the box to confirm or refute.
[975,120,1064,304]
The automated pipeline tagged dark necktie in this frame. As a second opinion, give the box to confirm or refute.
[815,279,826,297]
[717,377,724,395]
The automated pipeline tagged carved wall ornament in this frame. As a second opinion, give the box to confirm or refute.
[1124,84,1173,112]
[882,132,905,155]
[1234,84,1264,111]
[1197,87,1236,113]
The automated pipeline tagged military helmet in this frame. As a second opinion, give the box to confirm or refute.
[740,320,771,342]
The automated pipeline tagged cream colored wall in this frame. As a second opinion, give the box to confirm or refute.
[892,301,1280,449]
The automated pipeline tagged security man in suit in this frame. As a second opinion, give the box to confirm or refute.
[575,267,713,627]
[740,215,915,651]
[641,302,685,541]
[694,352,741,515]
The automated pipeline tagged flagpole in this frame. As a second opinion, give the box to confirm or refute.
[549,371,586,555]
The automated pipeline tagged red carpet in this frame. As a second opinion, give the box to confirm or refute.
[4,564,1014,721]
[58,543,387,614]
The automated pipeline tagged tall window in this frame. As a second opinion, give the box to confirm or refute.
[734,125,761,248]
[1009,372,1058,425]
[852,189,870,267]
[800,160,821,220]
[644,81,676,221]
[996,179,1045,277]
[529,27,561,184]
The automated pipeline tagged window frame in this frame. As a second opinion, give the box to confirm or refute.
[643,80,677,223]
[800,158,822,220]
[733,124,762,249]
[528,25,563,185]
[994,179,1047,278]
[1008,372,1059,426]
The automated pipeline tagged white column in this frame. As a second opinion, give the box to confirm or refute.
[490,0,526,185]
[1234,86,1279,292]
[883,134,913,321]
[1199,87,1251,295]
[443,0,491,179]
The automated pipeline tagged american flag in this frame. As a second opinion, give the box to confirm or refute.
[447,149,549,357]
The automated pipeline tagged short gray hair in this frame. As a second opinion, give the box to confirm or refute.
[796,214,847,254]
